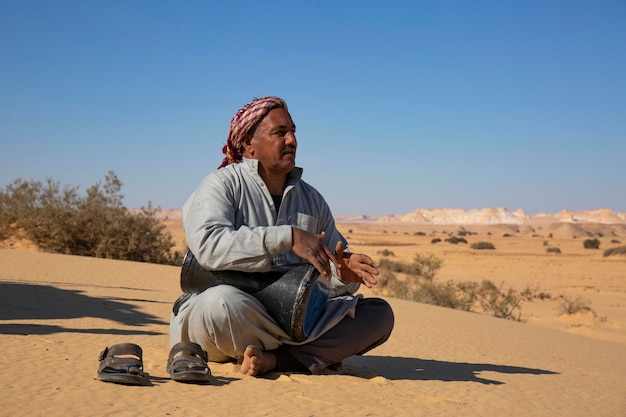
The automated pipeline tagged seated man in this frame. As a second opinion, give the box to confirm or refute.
[170,96,394,376]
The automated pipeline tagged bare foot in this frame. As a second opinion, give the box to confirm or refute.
[240,345,277,376]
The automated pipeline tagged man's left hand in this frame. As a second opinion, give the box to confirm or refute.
[334,241,379,288]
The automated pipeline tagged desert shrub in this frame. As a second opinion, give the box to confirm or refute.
[546,247,561,254]
[374,254,532,321]
[377,253,442,281]
[543,240,549,246]
[377,249,395,257]
[537,292,553,300]
[603,246,626,257]
[610,239,620,244]
[414,231,426,236]
[470,241,496,250]
[431,238,442,244]
[478,280,535,321]
[583,238,600,249]
[502,233,513,238]
[445,236,467,244]
[556,295,594,316]
[0,172,181,265]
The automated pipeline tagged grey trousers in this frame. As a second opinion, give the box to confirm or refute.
[170,285,394,374]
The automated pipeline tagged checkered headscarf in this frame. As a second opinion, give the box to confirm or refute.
[218,96,288,169]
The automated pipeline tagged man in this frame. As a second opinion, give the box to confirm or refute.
[170,96,394,376]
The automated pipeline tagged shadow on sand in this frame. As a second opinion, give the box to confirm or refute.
[344,355,559,384]
[0,281,167,336]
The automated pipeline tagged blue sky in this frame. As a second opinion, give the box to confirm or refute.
[1,0,625,215]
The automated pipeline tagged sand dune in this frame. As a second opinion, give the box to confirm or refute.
[1,244,625,416]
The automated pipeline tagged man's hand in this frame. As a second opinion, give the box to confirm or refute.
[334,241,379,288]
[291,227,341,279]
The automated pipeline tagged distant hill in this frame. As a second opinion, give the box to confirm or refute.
[154,207,626,225]
[335,208,626,225]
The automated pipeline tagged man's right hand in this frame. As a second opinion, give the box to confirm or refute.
[291,227,340,279]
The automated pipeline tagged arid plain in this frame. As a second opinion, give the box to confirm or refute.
[1,208,625,416]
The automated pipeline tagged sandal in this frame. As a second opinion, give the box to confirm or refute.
[97,343,145,385]
[166,342,211,383]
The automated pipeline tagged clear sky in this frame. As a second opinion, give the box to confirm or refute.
[1,0,625,215]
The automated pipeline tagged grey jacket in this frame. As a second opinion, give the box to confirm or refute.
[182,157,361,297]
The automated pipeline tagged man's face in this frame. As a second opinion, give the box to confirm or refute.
[244,107,297,177]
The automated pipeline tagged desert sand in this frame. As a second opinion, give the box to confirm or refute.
[1,217,626,416]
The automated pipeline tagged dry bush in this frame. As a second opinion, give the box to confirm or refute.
[556,295,595,316]
[471,241,496,250]
[374,253,534,321]
[0,172,182,265]
[583,238,600,249]
[377,249,395,257]
[603,246,626,257]
[445,236,467,244]
[546,247,561,254]
[478,280,535,321]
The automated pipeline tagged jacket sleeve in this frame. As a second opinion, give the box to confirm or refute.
[182,174,292,272]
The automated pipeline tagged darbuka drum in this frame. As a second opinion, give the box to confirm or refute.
[179,250,328,342]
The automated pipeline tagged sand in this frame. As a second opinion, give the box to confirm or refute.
[1,222,626,416]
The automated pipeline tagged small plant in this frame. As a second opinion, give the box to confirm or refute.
[478,280,535,321]
[445,236,467,244]
[431,238,441,244]
[537,292,553,300]
[583,238,601,249]
[610,239,621,244]
[470,241,496,250]
[603,246,626,257]
[546,247,561,254]
[556,295,594,316]
[377,249,395,257]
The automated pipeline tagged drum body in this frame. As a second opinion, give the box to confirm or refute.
[180,250,328,342]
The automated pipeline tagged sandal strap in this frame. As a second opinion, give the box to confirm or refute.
[169,341,208,363]
[99,343,143,362]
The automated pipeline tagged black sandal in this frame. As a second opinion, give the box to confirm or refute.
[167,342,211,383]
[97,343,145,385]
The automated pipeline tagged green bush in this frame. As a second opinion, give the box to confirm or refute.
[583,238,600,249]
[0,171,181,265]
